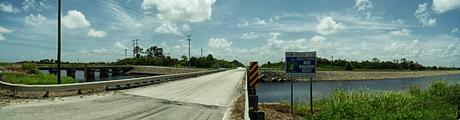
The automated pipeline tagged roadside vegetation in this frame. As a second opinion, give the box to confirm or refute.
[294,81,460,119]
[262,58,458,71]
[1,63,77,85]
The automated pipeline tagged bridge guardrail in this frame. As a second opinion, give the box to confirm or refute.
[0,69,226,98]
[244,70,251,120]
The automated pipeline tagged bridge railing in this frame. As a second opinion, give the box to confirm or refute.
[244,70,251,120]
[0,69,225,98]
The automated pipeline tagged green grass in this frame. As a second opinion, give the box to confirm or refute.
[295,81,460,120]
[2,73,77,85]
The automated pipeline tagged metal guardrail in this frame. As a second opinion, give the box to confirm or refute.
[0,69,226,98]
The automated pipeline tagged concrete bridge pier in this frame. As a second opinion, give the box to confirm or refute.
[48,69,57,75]
[100,69,109,78]
[66,69,76,78]
[85,69,95,81]
[112,68,121,76]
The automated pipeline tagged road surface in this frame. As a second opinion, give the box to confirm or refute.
[0,69,245,120]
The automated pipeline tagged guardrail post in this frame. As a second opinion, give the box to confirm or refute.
[100,69,109,78]
[66,69,76,78]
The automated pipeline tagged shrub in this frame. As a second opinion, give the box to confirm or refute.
[344,63,353,71]
[20,63,40,74]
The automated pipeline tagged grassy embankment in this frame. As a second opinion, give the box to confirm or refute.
[293,81,460,119]
[1,63,77,85]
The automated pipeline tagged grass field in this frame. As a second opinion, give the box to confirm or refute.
[2,73,77,85]
[294,81,460,119]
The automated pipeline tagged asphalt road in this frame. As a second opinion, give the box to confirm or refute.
[0,69,245,120]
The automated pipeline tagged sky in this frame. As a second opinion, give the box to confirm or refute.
[0,0,459,67]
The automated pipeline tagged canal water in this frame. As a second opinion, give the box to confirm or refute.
[257,74,460,103]
[40,70,147,82]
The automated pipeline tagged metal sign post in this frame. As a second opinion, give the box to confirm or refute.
[285,52,317,118]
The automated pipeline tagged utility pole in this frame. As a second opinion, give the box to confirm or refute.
[331,56,334,70]
[200,48,203,57]
[124,49,127,58]
[57,0,62,84]
[132,39,135,58]
[186,35,192,68]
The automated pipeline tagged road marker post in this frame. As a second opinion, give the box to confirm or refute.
[248,61,265,120]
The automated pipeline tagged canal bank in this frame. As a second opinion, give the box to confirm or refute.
[258,74,460,103]
[261,70,460,81]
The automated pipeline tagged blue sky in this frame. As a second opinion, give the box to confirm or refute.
[0,0,459,67]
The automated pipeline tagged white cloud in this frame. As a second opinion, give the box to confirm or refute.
[62,10,91,29]
[432,0,460,14]
[390,28,411,36]
[154,20,182,35]
[0,26,12,33]
[87,28,107,38]
[268,15,280,23]
[24,14,47,26]
[241,32,259,39]
[384,39,419,55]
[208,37,232,49]
[316,17,343,35]
[181,24,191,31]
[237,21,249,27]
[0,26,12,41]
[142,0,216,35]
[113,42,127,50]
[310,35,330,49]
[0,2,19,13]
[414,3,436,27]
[142,0,215,22]
[355,0,373,11]
[92,48,108,54]
[22,0,51,11]
[451,28,459,33]
[254,18,267,25]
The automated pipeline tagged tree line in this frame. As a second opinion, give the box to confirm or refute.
[115,45,244,68]
[16,45,244,69]
[261,57,457,71]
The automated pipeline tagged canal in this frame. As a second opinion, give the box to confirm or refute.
[40,70,147,82]
[257,74,460,103]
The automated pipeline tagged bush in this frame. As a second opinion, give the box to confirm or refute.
[344,63,353,71]
[20,63,39,74]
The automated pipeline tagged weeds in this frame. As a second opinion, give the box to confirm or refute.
[2,73,77,85]
[295,81,459,119]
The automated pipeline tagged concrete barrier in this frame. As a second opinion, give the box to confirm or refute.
[0,69,225,98]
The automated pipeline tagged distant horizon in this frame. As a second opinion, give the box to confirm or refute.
[0,0,459,67]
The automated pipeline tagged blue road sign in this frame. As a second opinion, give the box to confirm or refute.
[285,52,316,78]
